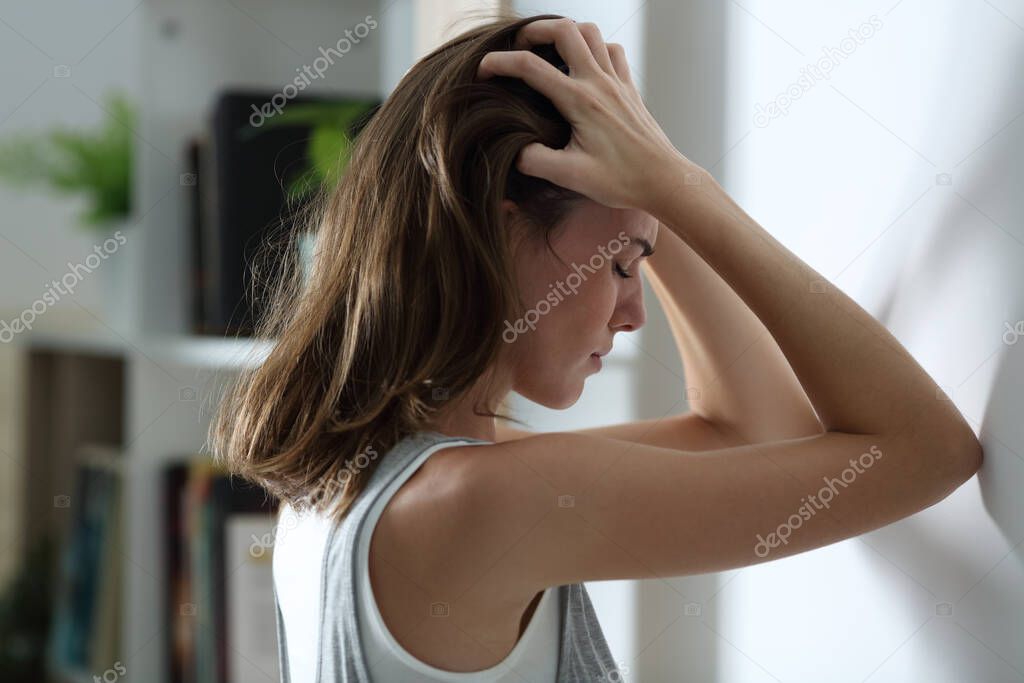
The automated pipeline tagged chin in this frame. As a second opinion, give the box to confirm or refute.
[518,378,585,411]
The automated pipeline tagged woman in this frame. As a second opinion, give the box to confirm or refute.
[209,13,983,683]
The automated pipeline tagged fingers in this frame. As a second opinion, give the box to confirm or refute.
[607,43,634,86]
[510,17,603,77]
[476,50,578,114]
[517,141,576,189]
[575,22,614,76]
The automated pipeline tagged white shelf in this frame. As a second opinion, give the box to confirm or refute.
[19,326,274,371]
[140,334,274,370]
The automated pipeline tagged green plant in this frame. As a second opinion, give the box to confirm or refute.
[0,92,134,230]
[243,100,377,201]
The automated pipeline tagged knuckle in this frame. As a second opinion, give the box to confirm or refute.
[515,50,539,69]
[562,79,585,100]
[554,17,576,35]
[593,70,620,92]
[577,22,602,41]
[579,90,605,113]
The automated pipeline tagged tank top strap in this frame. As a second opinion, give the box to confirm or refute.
[318,430,492,681]
[279,429,622,682]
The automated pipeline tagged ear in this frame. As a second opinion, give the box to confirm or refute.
[500,198,529,248]
[500,198,519,224]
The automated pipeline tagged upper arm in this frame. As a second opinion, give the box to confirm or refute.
[495,412,755,451]
[454,422,980,595]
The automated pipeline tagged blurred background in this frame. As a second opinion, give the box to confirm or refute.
[0,0,1021,681]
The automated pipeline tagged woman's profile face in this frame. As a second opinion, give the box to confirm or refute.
[503,198,658,409]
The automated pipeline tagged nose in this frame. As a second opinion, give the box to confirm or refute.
[609,284,646,332]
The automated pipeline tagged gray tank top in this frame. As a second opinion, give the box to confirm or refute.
[273,430,620,682]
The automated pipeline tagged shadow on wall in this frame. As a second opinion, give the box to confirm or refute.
[861,24,1024,679]
[869,33,1024,545]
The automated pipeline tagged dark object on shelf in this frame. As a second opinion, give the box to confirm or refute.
[186,137,210,336]
[0,535,55,683]
[194,90,380,337]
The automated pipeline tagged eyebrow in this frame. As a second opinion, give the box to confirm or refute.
[628,237,656,258]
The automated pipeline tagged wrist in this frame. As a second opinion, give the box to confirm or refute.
[644,155,726,228]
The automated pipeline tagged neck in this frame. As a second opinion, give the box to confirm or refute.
[423,375,510,443]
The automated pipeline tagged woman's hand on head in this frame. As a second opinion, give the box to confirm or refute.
[476,18,707,211]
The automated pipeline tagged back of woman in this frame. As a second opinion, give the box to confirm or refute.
[271,430,617,682]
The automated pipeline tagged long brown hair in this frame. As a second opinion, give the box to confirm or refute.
[208,11,585,521]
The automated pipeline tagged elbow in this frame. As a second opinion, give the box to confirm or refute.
[916,403,983,486]
[944,425,984,485]
[963,432,984,478]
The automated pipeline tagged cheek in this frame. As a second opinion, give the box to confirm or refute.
[512,251,617,351]
[566,277,619,328]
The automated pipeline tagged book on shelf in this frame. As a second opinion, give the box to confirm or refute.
[186,135,214,337]
[225,515,280,681]
[191,89,380,337]
[46,444,124,680]
[164,455,279,683]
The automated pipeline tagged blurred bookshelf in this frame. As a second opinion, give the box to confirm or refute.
[0,0,400,681]
[3,318,280,683]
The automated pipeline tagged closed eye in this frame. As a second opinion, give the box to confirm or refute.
[614,262,633,279]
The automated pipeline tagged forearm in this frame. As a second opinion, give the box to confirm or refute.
[645,161,975,443]
[642,225,822,443]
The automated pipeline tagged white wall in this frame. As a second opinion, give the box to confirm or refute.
[705,2,1024,681]
[512,1,1024,681]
